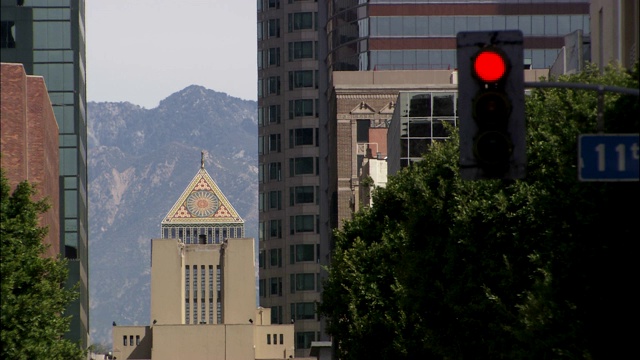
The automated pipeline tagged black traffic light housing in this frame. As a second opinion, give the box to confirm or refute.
[457,31,526,180]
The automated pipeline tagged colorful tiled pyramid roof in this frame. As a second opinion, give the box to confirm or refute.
[162,156,243,226]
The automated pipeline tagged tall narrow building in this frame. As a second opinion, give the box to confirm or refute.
[257,1,324,357]
[1,0,88,350]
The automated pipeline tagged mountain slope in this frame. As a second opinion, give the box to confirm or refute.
[88,86,257,346]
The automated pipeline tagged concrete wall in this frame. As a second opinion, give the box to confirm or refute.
[151,239,186,325]
[223,237,256,324]
[590,0,639,70]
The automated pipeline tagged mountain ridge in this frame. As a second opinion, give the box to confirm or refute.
[88,86,258,346]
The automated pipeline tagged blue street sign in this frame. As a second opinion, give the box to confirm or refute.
[579,134,639,181]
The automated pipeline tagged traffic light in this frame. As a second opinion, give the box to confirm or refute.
[457,31,526,180]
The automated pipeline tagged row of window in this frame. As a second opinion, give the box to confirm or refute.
[256,99,319,121]
[257,0,317,12]
[258,71,319,96]
[400,118,456,139]
[259,215,320,239]
[258,11,318,40]
[259,186,319,211]
[122,335,140,347]
[257,156,320,179]
[256,40,319,65]
[368,48,561,72]
[259,129,319,155]
[257,13,318,40]
[161,226,243,244]
[266,333,285,345]
[259,273,320,297]
[368,15,590,38]
[268,303,317,325]
[259,215,320,240]
[259,244,320,268]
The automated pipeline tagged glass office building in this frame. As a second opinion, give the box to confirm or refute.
[326,0,590,73]
[1,0,89,350]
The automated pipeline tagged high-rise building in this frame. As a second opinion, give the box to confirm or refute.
[258,1,590,355]
[1,0,88,350]
[257,1,324,357]
[111,157,295,360]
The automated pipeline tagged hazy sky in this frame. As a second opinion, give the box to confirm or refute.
[86,0,257,109]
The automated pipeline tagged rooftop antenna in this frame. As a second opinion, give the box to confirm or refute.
[201,150,205,169]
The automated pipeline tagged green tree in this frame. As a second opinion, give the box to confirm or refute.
[319,63,639,359]
[1,169,84,360]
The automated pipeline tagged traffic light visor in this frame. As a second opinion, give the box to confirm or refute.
[473,49,507,82]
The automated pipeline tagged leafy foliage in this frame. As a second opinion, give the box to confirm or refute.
[319,63,639,359]
[1,169,84,360]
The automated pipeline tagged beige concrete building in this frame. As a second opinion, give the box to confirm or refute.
[590,0,639,71]
[112,157,297,359]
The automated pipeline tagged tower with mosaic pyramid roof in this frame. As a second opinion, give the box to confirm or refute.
[160,151,244,243]
[112,152,295,359]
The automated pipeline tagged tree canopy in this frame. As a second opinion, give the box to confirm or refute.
[1,169,84,360]
[319,63,639,359]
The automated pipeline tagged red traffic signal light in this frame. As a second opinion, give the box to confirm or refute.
[473,49,508,83]
[457,31,526,180]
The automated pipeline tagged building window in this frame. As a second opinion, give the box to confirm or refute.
[216,265,222,323]
[296,331,315,349]
[269,190,282,210]
[269,162,282,181]
[273,333,278,344]
[209,299,214,324]
[290,244,315,263]
[209,265,214,299]
[267,334,271,345]
[280,334,284,345]
[269,248,282,268]
[289,128,315,147]
[269,133,281,153]
[288,41,313,60]
[289,157,315,177]
[270,219,282,239]
[288,99,314,118]
[123,335,127,346]
[268,0,280,9]
[268,105,281,124]
[289,186,314,206]
[129,335,134,346]
[259,250,266,269]
[288,70,314,90]
[290,215,315,234]
[268,18,280,38]
[136,335,140,345]
[291,302,316,320]
[268,47,281,67]
[288,12,314,32]
[185,265,190,323]
[270,277,283,296]
[271,305,283,324]
[290,273,315,293]
[267,76,281,95]
[259,278,266,297]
